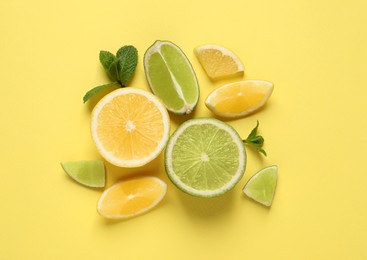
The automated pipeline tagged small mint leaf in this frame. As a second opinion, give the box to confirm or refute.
[107,59,120,82]
[243,120,267,156]
[116,45,138,85]
[83,82,120,103]
[99,51,116,72]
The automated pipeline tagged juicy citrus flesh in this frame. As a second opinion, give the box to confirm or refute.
[165,118,246,197]
[91,88,170,167]
[243,165,278,206]
[205,80,274,118]
[144,40,199,114]
[97,177,167,219]
[61,160,105,188]
[194,45,244,80]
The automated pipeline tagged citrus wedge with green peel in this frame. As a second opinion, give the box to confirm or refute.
[144,40,199,114]
[164,118,246,197]
[243,165,278,206]
[61,160,105,188]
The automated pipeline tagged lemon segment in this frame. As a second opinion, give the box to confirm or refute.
[194,44,244,80]
[205,80,274,118]
[97,176,167,219]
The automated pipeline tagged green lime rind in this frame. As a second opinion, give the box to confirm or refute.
[61,160,106,188]
[243,165,278,206]
[164,118,246,197]
[144,40,200,115]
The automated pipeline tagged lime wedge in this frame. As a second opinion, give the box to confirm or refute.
[243,165,278,206]
[165,118,246,197]
[144,40,199,114]
[61,160,105,188]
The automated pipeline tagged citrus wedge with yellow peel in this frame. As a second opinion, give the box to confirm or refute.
[243,165,278,207]
[194,44,244,80]
[97,176,167,219]
[91,87,170,168]
[61,160,105,188]
[205,80,274,118]
[144,40,199,114]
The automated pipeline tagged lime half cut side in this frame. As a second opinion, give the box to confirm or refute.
[61,160,105,188]
[164,118,246,197]
[243,165,278,206]
[144,40,199,114]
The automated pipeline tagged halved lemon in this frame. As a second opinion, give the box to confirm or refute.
[91,87,170,167]
[97,176,167,219]
[205,80,274,118]
[194,44,244,80]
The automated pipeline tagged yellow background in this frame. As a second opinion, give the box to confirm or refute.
[1,0,367,259]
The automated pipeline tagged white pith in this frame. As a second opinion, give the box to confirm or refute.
[91,88,170,168]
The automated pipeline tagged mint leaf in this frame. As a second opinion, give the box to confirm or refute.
[83,82,120,103]
[243,121,267,156]
[99,51,116,72]
[116,45,138,85]
[107,59,120,82]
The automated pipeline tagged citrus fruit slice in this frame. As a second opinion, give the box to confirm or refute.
[60,160,105,188]
[205,80,274,118]
[91,87,170,168]
[165,118,246,197]
[97,176,167,219]
[144,40,199,114]
[194,44,244,80]
[243,165,278,206]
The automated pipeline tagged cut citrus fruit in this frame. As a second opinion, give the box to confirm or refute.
[91,87,170,168]
[194,44,244,80]
[60,160,105,188]
[144,40,199,114]
[205,80,274,118]
[97,176,167,219]
[243,165,278,206]
[165,118,246,197]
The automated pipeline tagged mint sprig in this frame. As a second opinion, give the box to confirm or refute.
[83,45,138,103]
[243,120,267,156]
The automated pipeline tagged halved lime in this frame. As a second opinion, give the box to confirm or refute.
[144,40,199,114]
[61,160,105,188]
[164,118,246,197]
[243,165,278,206]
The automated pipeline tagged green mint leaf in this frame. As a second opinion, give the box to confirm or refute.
[99,51,116,71]
[83,82,120,103]
[243,120,267,156]
[107,59,120,82]
[116,45,138,85]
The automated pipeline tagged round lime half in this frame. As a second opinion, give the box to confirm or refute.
[164,118,246,197]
